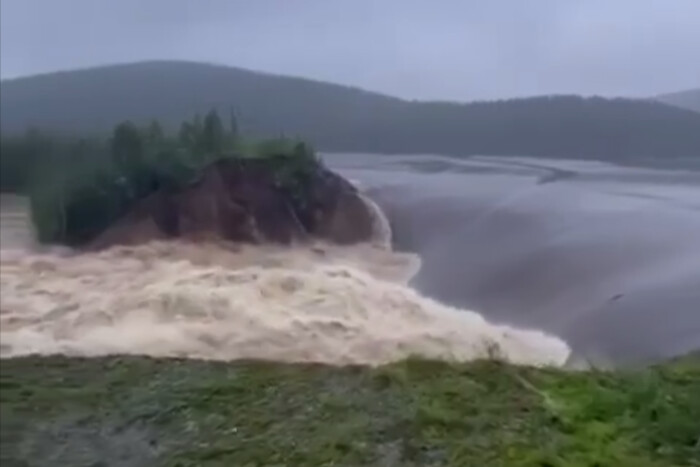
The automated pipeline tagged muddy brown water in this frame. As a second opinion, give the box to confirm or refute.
[0,191,570,366]
[0,195,33,251]
[2,154,699,366]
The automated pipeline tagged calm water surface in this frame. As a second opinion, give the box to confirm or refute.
[327,153,700,365]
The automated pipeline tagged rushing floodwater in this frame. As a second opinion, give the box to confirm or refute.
[1,154,699,367]
[325,153,700,366]
[0,192,570,367]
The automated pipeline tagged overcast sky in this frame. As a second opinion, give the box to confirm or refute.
[1,0,698,101]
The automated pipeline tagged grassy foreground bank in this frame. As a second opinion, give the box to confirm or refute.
[1,356,698,466]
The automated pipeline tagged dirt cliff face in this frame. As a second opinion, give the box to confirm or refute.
[89,156,375,249]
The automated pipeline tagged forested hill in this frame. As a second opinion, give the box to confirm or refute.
[656,89,700,114]
[2,61,700,161]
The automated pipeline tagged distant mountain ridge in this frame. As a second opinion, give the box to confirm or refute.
[656,89,700,113]
[2,61,700,161]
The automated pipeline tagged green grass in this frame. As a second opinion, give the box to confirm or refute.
[1,356,698,466]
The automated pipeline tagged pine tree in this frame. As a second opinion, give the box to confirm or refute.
[229,106,239,139]
[178,121,196,148]
[111,121,144,196]
[146,120,164,144]
[202,110,225,153]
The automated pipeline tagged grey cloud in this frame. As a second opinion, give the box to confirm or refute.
[1,0,698,101]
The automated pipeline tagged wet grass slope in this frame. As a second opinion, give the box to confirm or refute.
[1,355,699,466]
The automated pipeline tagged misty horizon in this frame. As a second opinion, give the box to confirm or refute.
[1,0,699,102]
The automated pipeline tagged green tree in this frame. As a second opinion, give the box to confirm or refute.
[111,121,145,195]
[146,120,164,144]
[202,110,225,154]
[293,141,315,162]
[229,106,239,139]
[112,122,143,167]
[192,114,203,145]
[178,121,196,148]
[0,129,49,192]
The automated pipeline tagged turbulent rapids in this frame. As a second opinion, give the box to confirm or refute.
[0,194,570,367]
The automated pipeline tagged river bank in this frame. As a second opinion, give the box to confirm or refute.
[2,354,698,466]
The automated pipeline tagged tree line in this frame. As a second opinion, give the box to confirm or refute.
[3,62,699,164]
[0,110,315,245]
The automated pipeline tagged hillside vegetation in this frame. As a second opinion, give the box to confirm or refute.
[1,110,317,245]
[1,355,699,466]
[2,61,700,162]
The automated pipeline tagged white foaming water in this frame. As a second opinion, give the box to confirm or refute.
[360,193,394,249]
[0,195,570,366]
